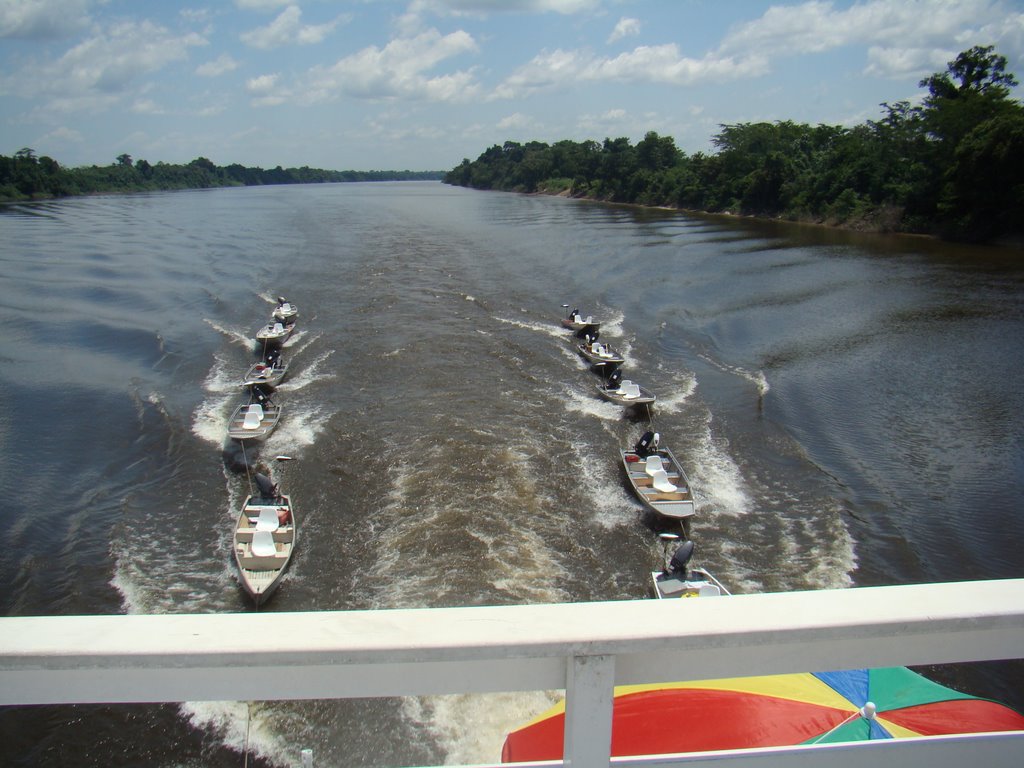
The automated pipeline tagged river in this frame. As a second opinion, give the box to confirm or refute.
[1,182,1022,766]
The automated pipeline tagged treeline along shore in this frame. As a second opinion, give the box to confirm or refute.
[444,46,1024,244]
[0,151,443,203]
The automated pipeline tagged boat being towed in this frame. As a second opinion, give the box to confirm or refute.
[651,537,729,599]
[596,368,656,406]
[255,319,295,349]
[576,330,625,368]
[272,296,298,324]
[242,348,288,389]
[233,473,296,607]
[621,431,695,525]
[227,385,281,441]
[560,304,600,333]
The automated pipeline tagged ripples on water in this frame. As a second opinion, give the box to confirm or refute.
[1,184,1022,766]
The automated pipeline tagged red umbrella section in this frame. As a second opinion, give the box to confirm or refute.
[501,667,1024,763]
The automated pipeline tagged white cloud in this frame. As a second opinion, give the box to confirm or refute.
[131,99,166,115]
[406,0,602,17]
[246,73,280,93]
[196,54,240,77]
[240,5,342,49]
[496,112,534,130]
[0,0,90,40]
[608,17,640,44]
[247,73,288,106]
[492,44,766,99]
[290,29,480,104]
[398,0,601,34]
[235,0,292,10]
[718,0,1024,77]
[1,20,206,114]
[37,126,84,145]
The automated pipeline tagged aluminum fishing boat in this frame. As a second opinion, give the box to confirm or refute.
[233,481,296,607]
[227,388,281,441]
[272,297,298,324]
[620,431,695,521]
[596,368,655,406]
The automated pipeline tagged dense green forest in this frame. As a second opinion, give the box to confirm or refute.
[445,46,1024,243]
[0,151,443,203]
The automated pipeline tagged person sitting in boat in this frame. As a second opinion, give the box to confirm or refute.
[634,431,660,458]
[264,348,281,367]
[276,506,291,525]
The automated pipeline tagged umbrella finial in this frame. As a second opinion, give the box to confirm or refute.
[860,701,877,720]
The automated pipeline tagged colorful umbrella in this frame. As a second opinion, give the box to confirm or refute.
[501,667,1024,763]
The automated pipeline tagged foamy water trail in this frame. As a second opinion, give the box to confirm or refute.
[495,314,573,341]
[697,352,770,397]
[404,690,561,766]
[689,418,752,519]
[650,368,698,413]
[205,318,257,349]
[276,349,336,392]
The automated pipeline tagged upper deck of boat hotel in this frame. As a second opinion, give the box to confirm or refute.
[2,579,1023,768]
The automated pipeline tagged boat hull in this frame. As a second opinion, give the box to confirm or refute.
[651,568,729,598]
[620,446,695,519]
[255,322,294,347]
[576,342,624,367]
[233,494,296,607]
[241,361,288,388]
[227,402,282,441]
[596,383,655,406]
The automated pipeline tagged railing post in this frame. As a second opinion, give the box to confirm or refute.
[563,654,615,766]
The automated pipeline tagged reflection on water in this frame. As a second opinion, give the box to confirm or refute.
[1,184,1022,766]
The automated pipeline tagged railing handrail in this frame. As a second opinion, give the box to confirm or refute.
[2,580,1022,766]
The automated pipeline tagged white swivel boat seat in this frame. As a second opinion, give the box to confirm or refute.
[644,454,665,476]
[651,468,677,493]
[250,530,277,557]
[621,382,642,399]
[242,403,264,430]
[254,506,280,532]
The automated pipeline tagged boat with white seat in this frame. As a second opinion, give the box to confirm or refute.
[620,431,695,523]
[560,305,601,333]
[596,368,655,406]
[272,297,298,324]
[651,537,730,599]
[241,351,288,389]
[226,387,282,441]
[576,332,625,367]
[255,319,294,348]
[233,477,296,607]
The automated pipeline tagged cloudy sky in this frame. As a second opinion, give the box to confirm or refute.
[2,0,1023,172]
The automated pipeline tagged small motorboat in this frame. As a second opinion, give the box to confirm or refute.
[576,334,625,367]
[560,305,600,333]
[233,473,296,607]
[241,350,288,389]
[272,296,298,324]
[621,431,695,522]
[256,319,294,348]
[227,386,281,441]
[651,537,730,599]
[596,368,655,406]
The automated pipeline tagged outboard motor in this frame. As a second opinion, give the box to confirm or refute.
[252,384,271,404]
[254,472,278,500]
[634,430,659,457]
[576,323,600,340]
[667,539,695,578]
[264,348,280,366]
[277,296,288,306]
[605,368,623,389]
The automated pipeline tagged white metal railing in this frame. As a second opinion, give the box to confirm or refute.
[2,580,1023,767]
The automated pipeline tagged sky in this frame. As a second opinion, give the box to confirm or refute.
[2,0,1023,172]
